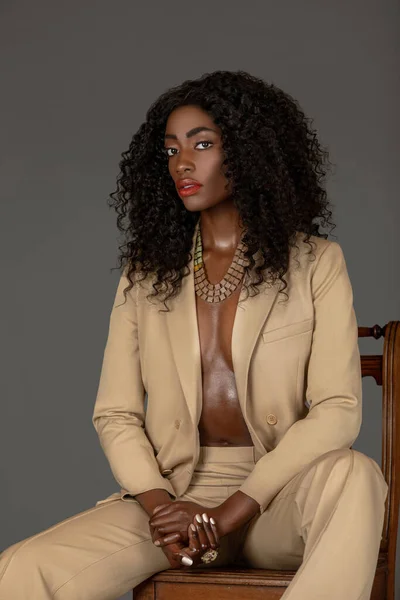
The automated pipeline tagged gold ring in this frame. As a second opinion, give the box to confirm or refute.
[200,548,219,563]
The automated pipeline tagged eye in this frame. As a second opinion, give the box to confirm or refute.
[195,140,213,150]
[164,147,177,157]
[163,140,214,158]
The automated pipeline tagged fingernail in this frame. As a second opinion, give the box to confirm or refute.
[181,556,193,566]
[202,512,209,523]
[195,514,202,523]
[154,540,161,546]
[210,517,216,525]
[190,524,196,532]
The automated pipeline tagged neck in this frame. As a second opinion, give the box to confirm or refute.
[199,199,244,253]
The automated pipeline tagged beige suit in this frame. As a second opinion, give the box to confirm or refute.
[92,224,363,512]
[0,224,388,599]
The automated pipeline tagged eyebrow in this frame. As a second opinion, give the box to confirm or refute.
[164,126,218,140]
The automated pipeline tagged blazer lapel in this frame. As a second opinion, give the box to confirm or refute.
[232,270,280,426]
[165,225,202,430]
[165,222,281,438]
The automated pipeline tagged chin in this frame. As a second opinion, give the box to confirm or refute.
[183,197,222,212]
[182,199,208,211]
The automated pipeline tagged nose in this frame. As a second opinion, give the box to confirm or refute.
[175,150,194,175]
[177,165,191,174]
[176,164,193,176]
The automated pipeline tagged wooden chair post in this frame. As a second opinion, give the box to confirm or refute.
[381,322,400,598]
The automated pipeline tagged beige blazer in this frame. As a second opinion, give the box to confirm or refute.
[92,224,362,515]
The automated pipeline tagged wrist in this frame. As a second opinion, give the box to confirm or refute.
[135,488,173,517]
[211,491,260,537]
[209,505,230,538]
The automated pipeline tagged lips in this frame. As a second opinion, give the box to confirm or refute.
[176,178,202,190]
[177,183,202,197]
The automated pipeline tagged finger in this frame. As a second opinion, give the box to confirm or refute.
[150,520,181,535]
[193,514,209,551]
[172,548,194,568]
[154,532,182,547]
[201,513,219,549]
[150,510,179,528]
[173,526,206,568]
[151,504,175,518]
[179,524,208,568]
[209,516,220,546]
[187,523,201,554]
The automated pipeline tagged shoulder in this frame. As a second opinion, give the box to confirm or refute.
[290,233,352,303]
[292,232,345,276]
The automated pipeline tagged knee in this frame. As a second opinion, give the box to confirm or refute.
[349,449,388,500]
[308,448,388,502]
[324,448,385,483]
[0,536,45,584]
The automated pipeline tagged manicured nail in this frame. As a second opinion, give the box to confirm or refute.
[190,524,196,532]
[181,556,193,566]
[202,513,209,523]
[195,514,202,523]
[210,517,216,525]
[154,540,161,546]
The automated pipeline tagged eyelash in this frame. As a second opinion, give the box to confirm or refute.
[164,140,213,157]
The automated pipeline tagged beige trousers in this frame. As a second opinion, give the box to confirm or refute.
[0,446,388,600]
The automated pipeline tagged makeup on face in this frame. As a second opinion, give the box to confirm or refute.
[164,105,231,211]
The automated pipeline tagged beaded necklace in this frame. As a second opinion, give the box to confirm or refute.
[193,223,249,303]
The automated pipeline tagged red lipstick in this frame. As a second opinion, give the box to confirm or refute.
[176,178,203,197]
[178,184,202,197]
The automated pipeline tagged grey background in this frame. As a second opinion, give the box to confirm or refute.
[1,2,399,599]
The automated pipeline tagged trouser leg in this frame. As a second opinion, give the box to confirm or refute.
[0,496,171,600]
[241,448,388,600]
[0,477,241,600]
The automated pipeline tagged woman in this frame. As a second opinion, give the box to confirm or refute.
[0,70,388,599]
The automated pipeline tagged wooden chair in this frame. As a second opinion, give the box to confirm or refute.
[133,321,400,600]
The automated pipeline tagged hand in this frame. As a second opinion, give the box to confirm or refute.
[154,515,221,569]
[154,511,220,551]
[149,501,220,546]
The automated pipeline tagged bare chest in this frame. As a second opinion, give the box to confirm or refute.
[196,257,252,447]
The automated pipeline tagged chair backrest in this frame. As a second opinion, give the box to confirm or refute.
[358,321,400,593]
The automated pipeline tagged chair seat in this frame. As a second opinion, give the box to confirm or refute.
[133,552,388,599]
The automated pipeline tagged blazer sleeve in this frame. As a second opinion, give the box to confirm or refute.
[92,270,176,499]
[238,241,362,514]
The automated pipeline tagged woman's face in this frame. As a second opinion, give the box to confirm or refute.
[164,105,232,212]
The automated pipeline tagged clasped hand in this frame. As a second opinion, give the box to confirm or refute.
[149,501,221,567]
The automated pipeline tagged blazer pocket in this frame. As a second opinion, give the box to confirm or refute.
[262,318,314,344]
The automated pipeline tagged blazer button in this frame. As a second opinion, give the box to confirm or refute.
[162,469,173,475]
[174,419,181,429]
[266,414,278,425]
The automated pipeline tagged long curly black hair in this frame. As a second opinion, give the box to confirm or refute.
[109,70,335,312]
